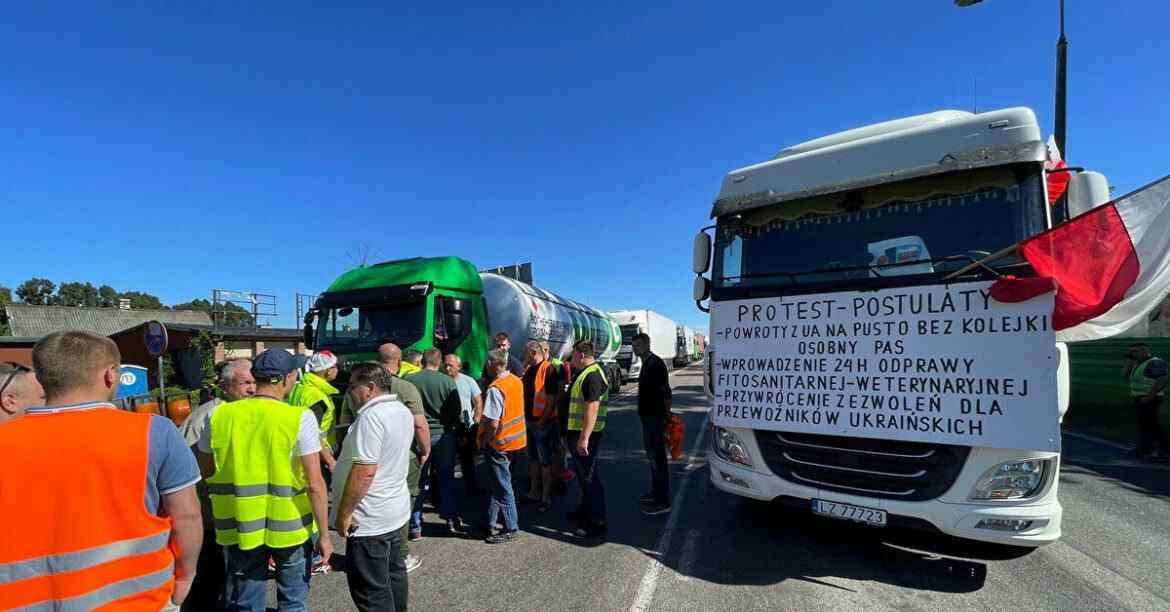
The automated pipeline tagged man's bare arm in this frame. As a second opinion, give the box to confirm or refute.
[160,486,202,606]
[335,464,377,534]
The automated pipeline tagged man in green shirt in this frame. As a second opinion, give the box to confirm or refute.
[406,348,463,534]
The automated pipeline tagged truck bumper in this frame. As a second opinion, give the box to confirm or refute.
[708,452,1062,547]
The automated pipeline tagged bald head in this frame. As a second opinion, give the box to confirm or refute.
[33,331,122,404]
[378,342,402,375]
[0,363,44,422]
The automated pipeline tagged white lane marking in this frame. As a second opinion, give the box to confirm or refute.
[628,411,710,612]
[675,529,701,583]
[1063,430,1135,451]
[1041,541,1170,611]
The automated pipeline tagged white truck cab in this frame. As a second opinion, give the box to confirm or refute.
[692,108,1105,547]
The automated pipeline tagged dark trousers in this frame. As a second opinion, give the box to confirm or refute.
[458,425,481,493]
[181,530,226,612]
[1136,396,1169,456]
[641,418,670,504]
[345,524,409,612]
[568,431,606,525]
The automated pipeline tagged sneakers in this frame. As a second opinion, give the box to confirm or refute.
[404,554,422,573]
[408,529,423,542]
[485,530,521,544]
[642,503,671,516]
[446,518,464,534]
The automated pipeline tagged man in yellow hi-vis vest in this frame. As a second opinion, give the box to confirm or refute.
[566,340,610,539]
[197,349,332,610]
[1124,342,1169,461]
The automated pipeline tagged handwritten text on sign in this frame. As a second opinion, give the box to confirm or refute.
[710,281,1060,452]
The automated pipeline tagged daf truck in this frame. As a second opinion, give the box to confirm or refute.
[609,309,678,381]
[692,108,1110,548]
[304,256,623,391]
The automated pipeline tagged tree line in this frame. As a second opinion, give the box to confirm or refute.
[0,278,255,335]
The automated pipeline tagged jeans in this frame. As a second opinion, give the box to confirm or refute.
[345,524,409,612]
[483,447,519,532]
[568,431,606,525]
[181,530,226,611]
[224,539,312,612]
[412,432,458,532]
[641,418,670,504]
[1136,396,1169,456]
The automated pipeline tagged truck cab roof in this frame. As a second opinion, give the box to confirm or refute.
[711,107,1045,218]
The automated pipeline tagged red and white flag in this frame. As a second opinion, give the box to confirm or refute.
[1044,135,1070,205]
[990,173,1170,340]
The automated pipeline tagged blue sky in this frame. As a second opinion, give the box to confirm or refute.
[3,1,1167,331]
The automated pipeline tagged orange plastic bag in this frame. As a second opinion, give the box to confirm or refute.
[665,414,685,460]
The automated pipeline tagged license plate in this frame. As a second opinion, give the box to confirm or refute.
[811,499,887,527]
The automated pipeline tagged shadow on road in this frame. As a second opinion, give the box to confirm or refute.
[1059,435,1170,501]
[652,497,999,594]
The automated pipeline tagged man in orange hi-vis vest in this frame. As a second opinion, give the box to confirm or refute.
[478,348,527,544]
[0,331,204,610]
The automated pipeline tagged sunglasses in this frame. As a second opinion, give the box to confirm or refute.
[1,362,32,416]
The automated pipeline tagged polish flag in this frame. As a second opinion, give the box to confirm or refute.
[990,173,1170,339]
[1044,136,1070,205]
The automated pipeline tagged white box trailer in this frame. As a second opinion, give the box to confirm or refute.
[608,309,678,381]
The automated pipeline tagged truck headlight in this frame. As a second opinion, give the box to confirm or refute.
[970,459,1049,500]
[712,426,752,467]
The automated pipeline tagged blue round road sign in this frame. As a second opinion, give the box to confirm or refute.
[144,321,168,357]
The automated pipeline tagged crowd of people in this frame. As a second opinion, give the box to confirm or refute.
[0,329,676,612]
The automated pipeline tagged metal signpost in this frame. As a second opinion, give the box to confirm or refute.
[144,320,169,393]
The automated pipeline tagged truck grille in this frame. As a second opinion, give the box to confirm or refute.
[617,356,632,371]
[755,431,970,501]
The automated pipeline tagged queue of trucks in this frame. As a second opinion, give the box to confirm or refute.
[303,257,705,391]
[297,105,1117,552]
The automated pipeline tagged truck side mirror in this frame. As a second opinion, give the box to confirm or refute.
[303,323,315,350]
[302,309,317,350]
[692,232,712,274]
[693,276,711,302]
[444,299,466,339]
[1066,171,1110,218]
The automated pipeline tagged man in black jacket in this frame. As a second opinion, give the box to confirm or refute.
[633,333,672,515]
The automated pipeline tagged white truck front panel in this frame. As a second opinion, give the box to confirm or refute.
[709,428,1062,546]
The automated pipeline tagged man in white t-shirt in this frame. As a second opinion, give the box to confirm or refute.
[333,362,415,612]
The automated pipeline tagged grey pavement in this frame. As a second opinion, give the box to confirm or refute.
[288,365,1170,612]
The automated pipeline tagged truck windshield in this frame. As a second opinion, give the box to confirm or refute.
[619,324,638,345]
[714,165,1047,289]
[316,301,427,352]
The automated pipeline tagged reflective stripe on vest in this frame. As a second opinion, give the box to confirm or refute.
[531,360,553,418]
[288,371,339,448]
[0,407,176,611]
[208,397,316,550]
[483,374,527,452]
[1130,358,1165,397]
[568,362,609,432]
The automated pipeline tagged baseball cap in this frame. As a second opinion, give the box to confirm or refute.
[306,350,338,372]
[253,349,308,379]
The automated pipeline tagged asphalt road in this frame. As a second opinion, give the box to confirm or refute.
[291,365,1170,612]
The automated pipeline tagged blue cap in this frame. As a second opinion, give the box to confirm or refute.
[252,349,308,379]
